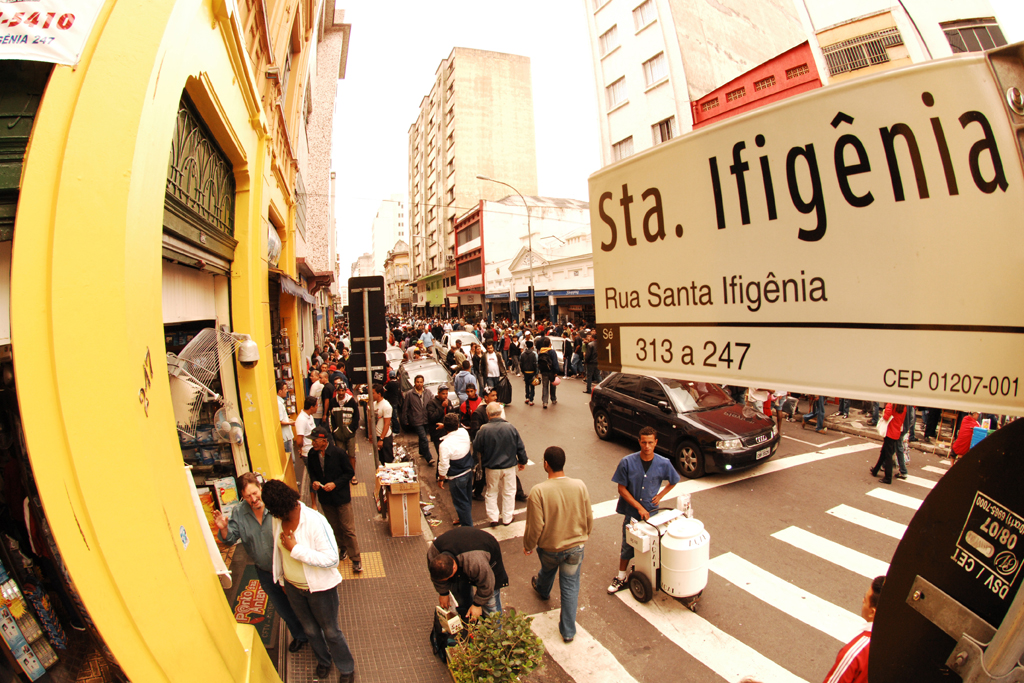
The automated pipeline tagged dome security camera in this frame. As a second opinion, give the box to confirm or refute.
[237,336,259,369]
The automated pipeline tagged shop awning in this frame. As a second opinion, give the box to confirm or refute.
[277,273,316,304]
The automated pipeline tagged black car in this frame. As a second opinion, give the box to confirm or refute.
[589,373,779,478]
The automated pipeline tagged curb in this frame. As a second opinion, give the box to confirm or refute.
[816,414,953,456]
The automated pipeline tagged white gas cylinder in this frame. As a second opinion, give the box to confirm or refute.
[659,517,710,598]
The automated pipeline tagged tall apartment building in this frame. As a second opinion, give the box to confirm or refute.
[370,193,407,275]
[584,0,805,166]
[584,0,1009,163]
[407,47,538,316]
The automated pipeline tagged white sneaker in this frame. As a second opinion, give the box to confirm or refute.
[607,577,627,594]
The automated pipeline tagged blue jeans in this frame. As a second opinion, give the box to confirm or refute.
[255,567,308,643]
[283,582,355,674]
[570,353,583,376]
[534,546,585,641]
[523,372,537,401]
[447,473,474,527]
[838,399,850,417]
[411,424,431,460]
[802,396,825,430]
[895,406,914,473]
[450,580,502,619]
[868,402,880,426]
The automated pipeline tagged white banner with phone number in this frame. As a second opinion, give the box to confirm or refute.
[0,0,105,66]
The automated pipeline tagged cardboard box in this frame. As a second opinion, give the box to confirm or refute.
[386,483,421,537]
[390,481,419,494]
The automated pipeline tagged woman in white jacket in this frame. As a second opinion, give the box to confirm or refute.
[262,480,355,683]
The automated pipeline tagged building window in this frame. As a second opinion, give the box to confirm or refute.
[599,25,619,56]
[447,132,454,148]
[606,77,627,109]
[941,18,1006,53]
[612,136,634,162]
[726,87,746,102]
[633,0,655,31]
[652,117,675,144]
[447,105,454,120]
[458,258,482,279]
[821,27,903,77]
[754,75,776,91]
[447,186,455,203]
[447,159,454,175]
[642,52,667,87]
[786,64,810,79]
[457,222,480,247]
[700,98,720,112]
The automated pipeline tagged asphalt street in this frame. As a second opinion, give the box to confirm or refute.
[407,373,949,683]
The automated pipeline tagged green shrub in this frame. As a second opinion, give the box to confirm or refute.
[447,609,545,683]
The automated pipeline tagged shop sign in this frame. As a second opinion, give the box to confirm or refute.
[589,53,1024,414]
[0,0,105,66]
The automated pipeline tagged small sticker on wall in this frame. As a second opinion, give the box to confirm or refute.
[180,525,190,550]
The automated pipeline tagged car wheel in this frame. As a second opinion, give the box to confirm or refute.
[673,440,705,479]
[593,409,611,440]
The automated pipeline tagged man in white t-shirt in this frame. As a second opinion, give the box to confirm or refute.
[309,370,324,407]
[372,384,394,463]
[293,396,318,483]
[277,380,295,456]
[483,342,506,392]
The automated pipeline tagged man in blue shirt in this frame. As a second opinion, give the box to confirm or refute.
[607,426,680,594]
[419,326,436,360]
[214,472,309,652]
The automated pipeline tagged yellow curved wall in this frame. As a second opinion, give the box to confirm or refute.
[11,0,295,679]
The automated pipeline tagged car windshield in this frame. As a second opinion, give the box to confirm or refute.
[661,379,734,412]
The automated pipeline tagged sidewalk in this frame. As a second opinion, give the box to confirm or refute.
[282,435,450,683]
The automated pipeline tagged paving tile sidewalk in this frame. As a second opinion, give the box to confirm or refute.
[285,435,450,683]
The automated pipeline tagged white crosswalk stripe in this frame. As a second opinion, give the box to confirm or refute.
[922,465,948,475]
[771,526,890,578]
[826,504,907,540]
[615,590,809,683]
[709,552,864,642]
[660,443,877,503]
[530,610,640,683]
[866,487,923,510]
[904,474,936,490]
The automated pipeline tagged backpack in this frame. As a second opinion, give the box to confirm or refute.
[537,348,551,373]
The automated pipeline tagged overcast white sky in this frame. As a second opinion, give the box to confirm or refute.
[331,0,600,277]
[331,0,1024,277]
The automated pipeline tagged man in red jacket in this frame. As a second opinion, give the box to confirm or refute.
[952,411,981,461]
[821,576,884,683]
[870,404,906,484]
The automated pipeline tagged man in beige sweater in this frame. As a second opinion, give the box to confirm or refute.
[523,446,593,643]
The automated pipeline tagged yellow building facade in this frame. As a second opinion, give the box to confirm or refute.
[3,0,342,679]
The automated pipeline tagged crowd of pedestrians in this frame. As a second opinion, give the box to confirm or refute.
[234,315,1010,683]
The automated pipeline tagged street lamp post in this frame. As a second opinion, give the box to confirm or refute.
[476,175,535,325]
